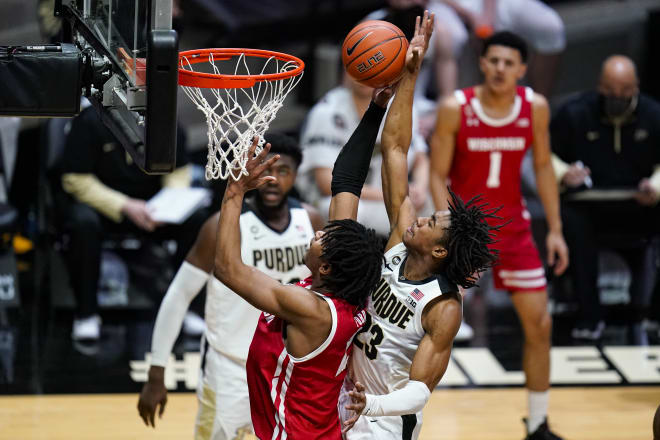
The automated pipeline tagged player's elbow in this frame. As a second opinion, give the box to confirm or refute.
[213,254,241,285]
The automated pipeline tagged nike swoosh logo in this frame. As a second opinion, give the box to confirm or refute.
[346,32,372,56]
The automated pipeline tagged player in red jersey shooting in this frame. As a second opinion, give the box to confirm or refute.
[430,31,569,440]
[213,79,396,437]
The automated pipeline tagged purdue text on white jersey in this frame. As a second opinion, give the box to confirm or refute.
[205,199,315,361]
[350,242,459,395]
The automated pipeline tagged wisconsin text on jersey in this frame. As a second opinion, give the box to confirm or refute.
[467,137,527,151]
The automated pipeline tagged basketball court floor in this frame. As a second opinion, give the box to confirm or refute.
[1,283,659,439]
[1,387,656,439]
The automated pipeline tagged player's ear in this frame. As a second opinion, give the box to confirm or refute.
[479,55,487,74]
[517,62,527,80]
[432,245,447,260]
[319,261,332,276]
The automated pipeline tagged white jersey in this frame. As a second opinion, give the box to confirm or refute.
[349,242,458,395]
[205,198,314,361]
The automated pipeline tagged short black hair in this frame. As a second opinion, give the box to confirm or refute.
[442,188,503,289]
[264,132,302,168]
[320,219,385,309]
[482,31,528,63]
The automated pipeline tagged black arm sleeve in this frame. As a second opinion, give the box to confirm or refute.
[330,102,387,197]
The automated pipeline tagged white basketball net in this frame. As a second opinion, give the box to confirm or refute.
[180,53,303,180]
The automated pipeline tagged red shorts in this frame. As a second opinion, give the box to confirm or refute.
[491,229,546,292]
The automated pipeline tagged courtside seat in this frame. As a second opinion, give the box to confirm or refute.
[38,117,170,314]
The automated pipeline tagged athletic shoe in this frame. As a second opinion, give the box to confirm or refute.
[571,320,605,341]
[183,311,205,336]
[72,314,102,341]
[454,320,474,342]
[523,418,563,440]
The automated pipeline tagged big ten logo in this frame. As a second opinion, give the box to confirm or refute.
[130,353,201,390]
[0,274,15,301]
[357,51,385,73]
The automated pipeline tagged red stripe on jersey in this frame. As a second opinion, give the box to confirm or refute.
[247,278,364,439]
[450,86,534,234]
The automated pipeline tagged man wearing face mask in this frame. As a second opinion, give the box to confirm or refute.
[551,55,660,342]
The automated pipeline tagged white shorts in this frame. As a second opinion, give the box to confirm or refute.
[339,380,423,440]
[194,335,256,440]
[344,413,423,440]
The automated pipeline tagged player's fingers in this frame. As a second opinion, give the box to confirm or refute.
[556,247,569,275]
[137,405,148,426]
[547,248,555,267]
[256,154,279,175]
[255,142,272,162]
[159,398,167,418]
[414,14,421,37]
[255,176,277,188]
[355,381,365,392]
[247,137,259,157]
[149,409,156,428]
[343,414,358,427]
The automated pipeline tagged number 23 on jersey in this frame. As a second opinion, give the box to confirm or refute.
[353,313,383,360]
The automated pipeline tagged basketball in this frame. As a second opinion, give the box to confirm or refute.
[342,20,409,88]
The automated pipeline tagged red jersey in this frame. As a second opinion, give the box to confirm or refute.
[449,85,535,234]
[246,278,365,440]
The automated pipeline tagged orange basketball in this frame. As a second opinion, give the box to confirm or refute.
[342,20,409,88]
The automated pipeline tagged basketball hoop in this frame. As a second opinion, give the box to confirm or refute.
[178,48,304,181]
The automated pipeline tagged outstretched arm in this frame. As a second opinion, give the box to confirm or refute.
[213,141,329,330]
[381,11,435,250]
[328,89,392,221]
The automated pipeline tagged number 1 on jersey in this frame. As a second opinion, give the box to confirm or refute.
[486,151,502,188]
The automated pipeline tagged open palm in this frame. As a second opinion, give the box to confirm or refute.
[405,10,435,73]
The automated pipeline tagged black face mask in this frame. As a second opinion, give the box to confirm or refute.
[599,93,637,119]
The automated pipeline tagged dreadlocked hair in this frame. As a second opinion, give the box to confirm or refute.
[320,219,385,309]
[444,187,505,289]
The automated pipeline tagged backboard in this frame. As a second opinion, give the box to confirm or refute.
[58,0,178,174]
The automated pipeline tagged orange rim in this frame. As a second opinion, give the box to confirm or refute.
[178,48,305,89]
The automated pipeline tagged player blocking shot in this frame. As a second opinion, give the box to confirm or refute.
[340,12,501,439]
[137,134,324,439]
[213,80,397,438]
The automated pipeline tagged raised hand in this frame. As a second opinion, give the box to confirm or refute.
[372,84,396,108]
[229,137,280,194]
[405,10,435,73]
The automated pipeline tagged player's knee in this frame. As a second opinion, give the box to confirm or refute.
[526,311,552,344]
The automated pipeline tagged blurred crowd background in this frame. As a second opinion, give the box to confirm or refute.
[0,0,659,393]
